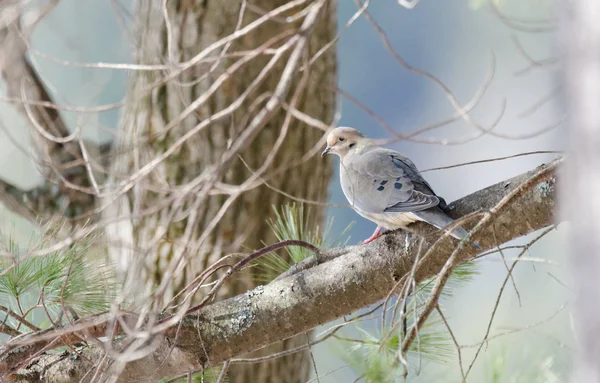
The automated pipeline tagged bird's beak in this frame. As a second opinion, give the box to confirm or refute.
[321,146,332,157]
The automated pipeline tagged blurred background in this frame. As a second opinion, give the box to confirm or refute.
[0,0,567,381]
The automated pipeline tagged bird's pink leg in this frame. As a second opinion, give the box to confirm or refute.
[363,226,383,244]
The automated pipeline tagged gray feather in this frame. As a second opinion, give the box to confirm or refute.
[341,146,439,214]
[413,207,480,249]
[412,207,466,238]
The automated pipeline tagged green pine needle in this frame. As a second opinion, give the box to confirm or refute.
[417,261,480,299]
[483,347,565,383]
[337,311,453,382]
[159,366,229,383]
[0,232,116,333]
[252,203,354,283]
[336,259,480,379]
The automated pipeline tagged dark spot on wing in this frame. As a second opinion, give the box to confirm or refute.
[377,185,385,191]
[379,180,388,185]
[394,182,403,189]
[391,157,403,169]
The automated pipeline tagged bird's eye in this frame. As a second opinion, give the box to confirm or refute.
[338,137,345,142]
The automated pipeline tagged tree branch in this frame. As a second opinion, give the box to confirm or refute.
[0,7,70,159]
[0,178,37,224]
[0,175,88,225]
[4,159,560,382]
[0,5,102,223]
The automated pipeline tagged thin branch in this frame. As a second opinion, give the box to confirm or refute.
[217,361,230,383]
[0,305,40,333]
[0,324,20,337]
[437,305,466,383]
[185,239,318,314]
[465,226,556,378]
[400,159,559,359]
[420,151,562,173]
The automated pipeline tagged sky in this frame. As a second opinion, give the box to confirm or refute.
[325,1,566,381]
[0,1,566,382]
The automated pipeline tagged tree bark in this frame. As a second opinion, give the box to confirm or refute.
[104,1,336,382]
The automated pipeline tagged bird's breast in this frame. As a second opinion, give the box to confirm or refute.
[340,166,389,212]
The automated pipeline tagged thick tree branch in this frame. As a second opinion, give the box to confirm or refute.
[0,178,37,224]
[0,5,102,222]
[3,159,560,382]
[0,8,69,158]
[0,174,96,226]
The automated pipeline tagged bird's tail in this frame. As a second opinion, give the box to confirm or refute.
[413,207,480,249]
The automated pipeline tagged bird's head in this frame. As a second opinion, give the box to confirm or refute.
[321,127,369,159]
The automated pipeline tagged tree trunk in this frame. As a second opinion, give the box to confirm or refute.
[106,1,336,382]
[561,0,600,381]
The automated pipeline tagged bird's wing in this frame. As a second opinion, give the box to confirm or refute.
[344,147,440,213]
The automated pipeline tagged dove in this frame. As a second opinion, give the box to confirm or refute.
[322,127,479,248]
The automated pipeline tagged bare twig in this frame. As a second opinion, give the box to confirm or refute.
[399,159,559,358]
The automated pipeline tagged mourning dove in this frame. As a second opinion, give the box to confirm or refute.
[322,127,479,248]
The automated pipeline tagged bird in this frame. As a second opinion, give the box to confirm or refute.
[321,126,479,248]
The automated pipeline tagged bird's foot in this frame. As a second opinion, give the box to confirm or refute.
[363,226,383,244]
